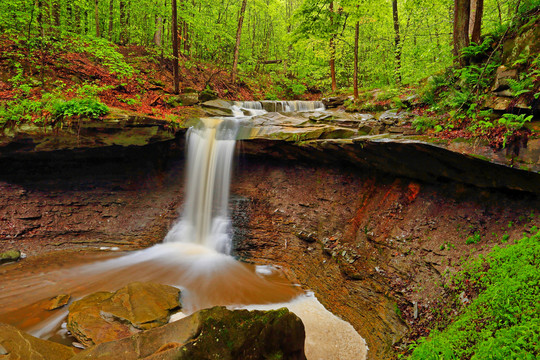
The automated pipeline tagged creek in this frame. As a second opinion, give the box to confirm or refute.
[0,101,368,360]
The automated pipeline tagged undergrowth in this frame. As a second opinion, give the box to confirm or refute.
[409,230,540,359]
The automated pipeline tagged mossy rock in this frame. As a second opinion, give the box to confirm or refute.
[72,306,306,360]
[0,249,21,264]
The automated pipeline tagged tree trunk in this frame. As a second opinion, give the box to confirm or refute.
[37,0,44,37]
[154,16,163,47]
[172,0,179,94]
[95,0,100,37]
[353,20,359,100]
[392,0,402,84]
[232,0,248,82]
[119,0,126,44]
[108,0,113,40]
[469,0,483,44]
[51,0,60,28]
[329,1,337,92]
[453,0,471,66]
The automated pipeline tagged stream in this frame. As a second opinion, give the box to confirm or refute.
[0,101,367,360]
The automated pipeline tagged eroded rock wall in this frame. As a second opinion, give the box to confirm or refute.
[230,158,540,360]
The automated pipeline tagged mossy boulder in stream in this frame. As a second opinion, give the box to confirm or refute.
[0,250,20,264]
[73,306,306,360]
[67,282,181,347]
[0,323,76,360]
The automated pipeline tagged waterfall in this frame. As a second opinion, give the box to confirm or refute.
[164,118,239,254]
[231,100,325,116]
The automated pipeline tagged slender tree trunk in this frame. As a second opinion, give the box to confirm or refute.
[172,0,179,94]
[119,0,126,44]
[154,15,163,46]
[453,0,471,66]
[353,20,359,100]
[37,0,44,37]
[108,0,113,40]
[392,0,402,83]
[329,1,337,92]
[51,0,60,28]
[183,21,189,55]
[232,0,248,82]
[94,0,100,37]
[469,0,483,44]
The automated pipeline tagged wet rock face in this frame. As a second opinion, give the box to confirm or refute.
[72,306,306,360]
[231,161,540,360]
[67,282,182,346]
[0,323,76,360]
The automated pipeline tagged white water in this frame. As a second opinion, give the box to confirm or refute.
[164,118,239,254]
[232,100,325,116]
[0,104,367,359]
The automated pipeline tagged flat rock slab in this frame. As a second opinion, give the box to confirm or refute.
[242,135,540,194]
[67,282,181,347]
[0,323,76,360]
[0,110,182,155]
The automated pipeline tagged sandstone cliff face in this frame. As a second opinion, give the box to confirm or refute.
[1,116,539,360]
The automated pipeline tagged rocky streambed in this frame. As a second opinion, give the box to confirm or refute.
[1,107,539,359]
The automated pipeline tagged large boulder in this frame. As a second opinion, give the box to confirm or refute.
[72,306,306,360]
[0,323,76,360]
[67,282,181,347]
[322,96,349,108]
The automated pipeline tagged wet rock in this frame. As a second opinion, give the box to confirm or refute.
[402,95,419,108]
[484,96,512,111]
[492,66,518,92]
[295,230,318,243]
[0,249,21,264]
[0,323,76,360]
[379,110,414,125]
[494,89,514,97]
[0,112,182,154]
[322,96,348,108]
[67,282,181,346]
[199,88,218,102]
[43,294,70,311]
[166,93,199,107]
[72,306,306,360]
[201,99,234,116]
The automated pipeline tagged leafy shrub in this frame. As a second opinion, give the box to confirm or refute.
[53,98,109,119]
[412,116,439,133]
[410,230,540,359]
[289,83,307,96]
[460,37,492,59]
[466,231,481,245]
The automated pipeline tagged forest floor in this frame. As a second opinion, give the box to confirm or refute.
[0,34,264,126]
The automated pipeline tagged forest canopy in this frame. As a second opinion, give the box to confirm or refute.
[1,0,537,92]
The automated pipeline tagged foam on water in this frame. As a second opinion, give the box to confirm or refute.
[232,293,368,360]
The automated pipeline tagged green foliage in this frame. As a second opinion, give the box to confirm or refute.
[466,231,482,245]
[460,37,493,59]
[507,77,534,97]
[498,113,533,131]
[53,98,109,120]
[72,36,136,79]
[410,230,540,360]
[412,116,439,133]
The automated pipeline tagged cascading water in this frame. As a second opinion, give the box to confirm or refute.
[164,118,238,253]
[0,101,368,359]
